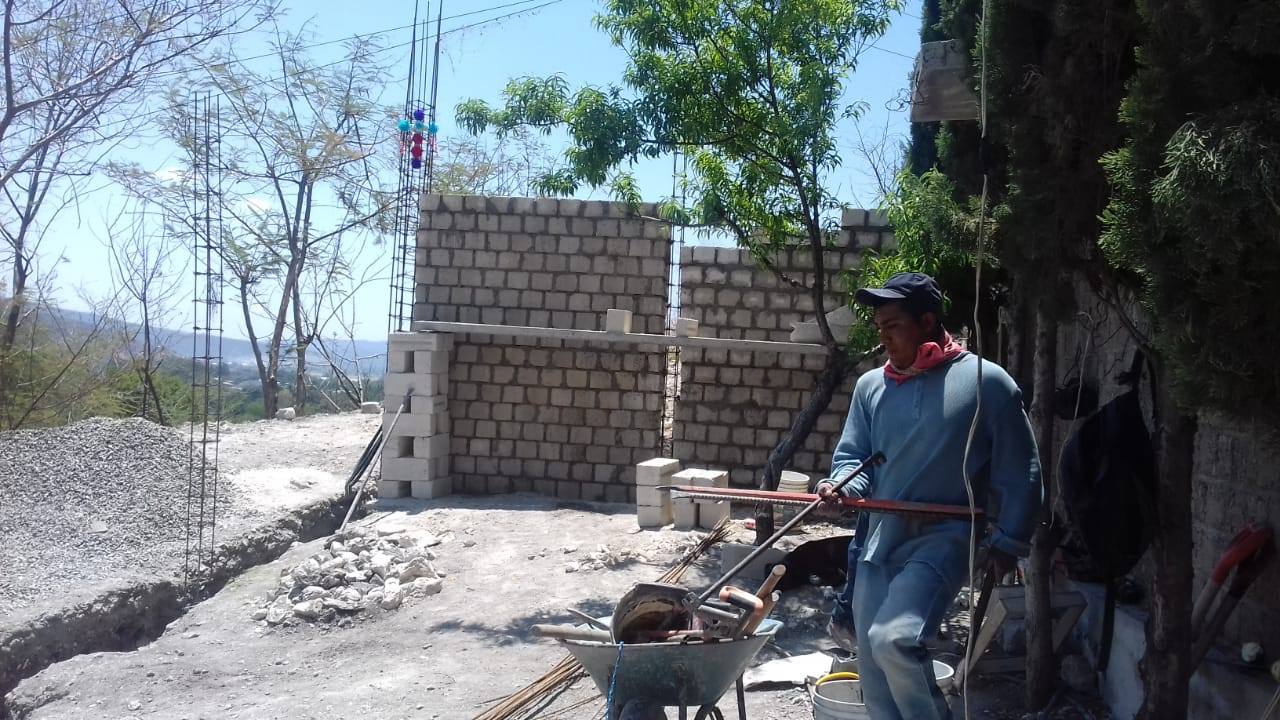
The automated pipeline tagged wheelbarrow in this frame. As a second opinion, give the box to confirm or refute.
[560,615,783,720]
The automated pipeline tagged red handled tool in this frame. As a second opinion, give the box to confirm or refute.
[659,485,984,521]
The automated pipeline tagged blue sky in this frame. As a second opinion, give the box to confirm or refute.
[51,0,924,341]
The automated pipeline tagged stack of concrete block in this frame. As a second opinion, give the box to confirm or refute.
[690,469,731,529]
[379,332,453,499]
[635,458,680,528]
[667,468,729,530]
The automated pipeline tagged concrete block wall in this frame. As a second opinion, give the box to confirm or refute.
[380,332,453,499]
[415,194,671,501]
[415,194,670,332]
[672,210,890,485]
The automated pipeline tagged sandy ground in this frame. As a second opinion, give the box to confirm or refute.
[6,494,1103,720]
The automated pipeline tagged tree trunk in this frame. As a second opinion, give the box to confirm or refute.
[754,346,850,544]
[0,239,28,413]
[1025,305,1058,710]
[291,282,307,414]
[1139,373,1197,719]
[237,279,273,419]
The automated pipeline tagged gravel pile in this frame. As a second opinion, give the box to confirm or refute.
[254,524,443,626]
[0,417,238,612]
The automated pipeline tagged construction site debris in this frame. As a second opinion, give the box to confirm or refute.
[256,523,442,625]
[0,418,239,611]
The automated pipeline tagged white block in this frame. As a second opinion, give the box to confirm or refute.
[388,347,413,374]
[698,501,730,529]
[360,401,381,414]
[675,317,700,337]
[685,469,729,489]
[389,409,449,438]
[605,308,633,333]
[636,458,681,486]
[636,485,671,509]
[671,468,706,487]
[382,456,449,482]
[378,480,410,498]
[411,433,450,459]
[411,478,452,499]
[672,498,699,530]
[388,331,452,351]
[413,350,449,374]
[637,504,672,529]
[383,372,447,401]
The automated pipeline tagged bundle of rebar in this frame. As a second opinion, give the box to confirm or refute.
[473,518,732,720]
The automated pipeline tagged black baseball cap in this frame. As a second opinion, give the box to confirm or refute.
[855,272,943,315]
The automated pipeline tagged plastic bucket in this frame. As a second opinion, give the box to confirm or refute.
[811,679,869,720]
[826,657,955,689]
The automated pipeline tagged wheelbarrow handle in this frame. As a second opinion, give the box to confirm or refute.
[695,452,885,606]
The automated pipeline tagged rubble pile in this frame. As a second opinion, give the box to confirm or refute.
[254,524,444,625]
[563,544,651,573]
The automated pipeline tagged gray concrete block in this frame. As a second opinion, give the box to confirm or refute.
[637,503,673,529]
[718,542,788,585]
[697,500,730,529]
[637,458,681,485]
[672,497,698,530]
[410,478,452,499]
[377,480,411,499]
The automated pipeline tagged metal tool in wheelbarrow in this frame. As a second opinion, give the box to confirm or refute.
[611,452,889,643]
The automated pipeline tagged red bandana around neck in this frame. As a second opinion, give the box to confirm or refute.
[883,331,966,385]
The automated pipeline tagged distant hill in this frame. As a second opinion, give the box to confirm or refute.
[50,306,387,376]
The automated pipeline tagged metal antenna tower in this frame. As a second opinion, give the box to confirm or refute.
[388,1,443,333]
[184,92,226,586]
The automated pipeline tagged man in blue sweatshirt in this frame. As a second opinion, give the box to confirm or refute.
[817,272,1042,720]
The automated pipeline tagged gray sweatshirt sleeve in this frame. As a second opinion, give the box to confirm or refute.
[829,380,875,498]
[985,393,1044,557]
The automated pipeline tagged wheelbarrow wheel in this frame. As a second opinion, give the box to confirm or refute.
[618,700,667,720]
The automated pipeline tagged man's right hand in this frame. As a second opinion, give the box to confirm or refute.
[815,480,842,517]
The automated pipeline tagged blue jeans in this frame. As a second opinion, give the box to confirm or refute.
[852,559,957,720]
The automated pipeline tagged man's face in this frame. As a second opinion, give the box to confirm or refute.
[873,303,935,369]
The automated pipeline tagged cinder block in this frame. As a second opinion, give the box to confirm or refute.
[636,484,671,510]
[413,350,449,374]
[383,372,447,400]
[388,331,453,352]
[388,347,414,374]
[698,500,730,529]
[381,456,448,482]
[671,468,707,488]
[410,478,452,499]
[672,498,699,531]
[411,433,450,459]
[675,317,700,337]
[696,469,730,488]
[377,480,410,499]
[606,308,633,333]
[638,503,673,529]
[636,458,681,485]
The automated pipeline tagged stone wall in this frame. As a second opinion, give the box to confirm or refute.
[415,194,670,500]
[671,210,893,486]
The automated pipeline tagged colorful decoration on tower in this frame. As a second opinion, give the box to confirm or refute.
[396,106,438,170]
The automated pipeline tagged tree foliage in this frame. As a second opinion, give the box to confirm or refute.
[1101,0,1280,427]
[458,0,900,347]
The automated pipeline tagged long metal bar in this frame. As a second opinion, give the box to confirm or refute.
[695,452,885,604]
[663,486,984,520]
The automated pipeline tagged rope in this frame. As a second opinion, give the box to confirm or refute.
[605,642,625,720]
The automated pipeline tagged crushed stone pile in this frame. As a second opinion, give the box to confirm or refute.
[254,524,443,626]
[0,417,238,612]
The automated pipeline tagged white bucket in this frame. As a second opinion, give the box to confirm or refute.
[812,679,870,720]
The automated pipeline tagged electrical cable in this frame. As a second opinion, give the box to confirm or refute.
[79,0,565,137]
[960,1,991,717]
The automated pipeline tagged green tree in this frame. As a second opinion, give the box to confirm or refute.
[1100,1,1280,714]
[458,0,899,537]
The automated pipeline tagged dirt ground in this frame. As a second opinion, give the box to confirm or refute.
[6,493,1101,720]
